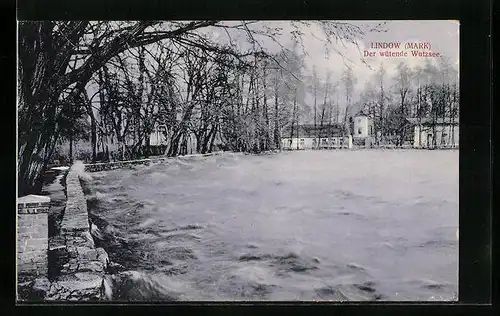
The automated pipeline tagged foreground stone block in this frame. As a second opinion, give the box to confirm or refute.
[46,272,105,301]
[18,195,50,288]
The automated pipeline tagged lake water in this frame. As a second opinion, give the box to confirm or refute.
[82,150,458,301]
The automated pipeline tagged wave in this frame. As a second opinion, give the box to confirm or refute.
[137,218,156,229]
[405,278,453,288]
[163,224,205,234]
[237,251,319,274]
[104,271,180,301]
[158,232,202,242]
[418,239,458,249]
[216,265,280,300]
[315,283,385,301]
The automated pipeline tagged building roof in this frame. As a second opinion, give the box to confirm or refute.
[282,123,346,138]
[353,111,369,118]
[406,117,459,126]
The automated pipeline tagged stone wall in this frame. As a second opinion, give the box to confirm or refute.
[17,195,50,282]
[44,163,110,301]
[85,158,154,172]
[39,153,226,300]
[84,152,224,173]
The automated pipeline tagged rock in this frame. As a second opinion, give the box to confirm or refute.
[47,272,105,301]
[96,247,109,267]
[81,231,96,247]
[46,282,62,300]
[107,262,126,274]
[31,277,51,300]
[48,236,66,251]
[78,247,99,261]
[79,261,104,273]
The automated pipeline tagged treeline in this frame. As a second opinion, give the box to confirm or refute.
[76,44,305,161]
[357,60,459,146]
[281,57,458,149]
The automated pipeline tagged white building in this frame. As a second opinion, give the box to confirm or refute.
[281,124,353,150]
[353,112,375,139]
[407,118,459,148]
[351,112,375,147]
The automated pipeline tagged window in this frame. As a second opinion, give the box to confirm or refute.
[300,139,305,142]
[369,126,373,135]
[358,128,362,135]
[321,138,328,144]
[332,138,337,143]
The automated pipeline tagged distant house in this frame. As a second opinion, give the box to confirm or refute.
[406,118,459,148]
[353,112,375,139]
[281,123,353,150]
[352,111,375,147]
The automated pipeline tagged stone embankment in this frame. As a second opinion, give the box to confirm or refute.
[84,152,225,172]
[44,162,110,301]
[22,151,278,301]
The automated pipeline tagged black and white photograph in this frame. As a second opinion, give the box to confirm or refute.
[17,20,459,302]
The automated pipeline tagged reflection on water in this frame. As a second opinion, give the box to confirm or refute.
[83,151,458,301]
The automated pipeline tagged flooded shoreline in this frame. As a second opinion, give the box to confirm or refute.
[83,151,458,301]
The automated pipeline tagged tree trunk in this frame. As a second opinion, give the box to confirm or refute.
[314,86,317,149]
[208,124,218,153]
[90,115,97,162]
[69,132,73,162]
[294,91,299,150]
[263,75,270,151]
[18,100,59,195]
[273,78,280,149]
[289,98,295,149]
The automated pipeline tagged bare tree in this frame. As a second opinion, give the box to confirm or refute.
[340,66,357,140]
[18,20,375,194]
[309,66,320,148]
[318,70,333,146]
[374,62,387,142]
[393,62,413,146]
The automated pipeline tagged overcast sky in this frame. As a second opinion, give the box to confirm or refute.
[204,20,459,106]
[301,20,459,87]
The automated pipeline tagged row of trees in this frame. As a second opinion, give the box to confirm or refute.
[305,65,358,144]
[59,41,308,159]
[357,59,459,145]
[286,58,459,148]
[289,57,459,148]
[18,21,374,195]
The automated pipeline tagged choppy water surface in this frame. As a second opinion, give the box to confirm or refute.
[83,150,458,301]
